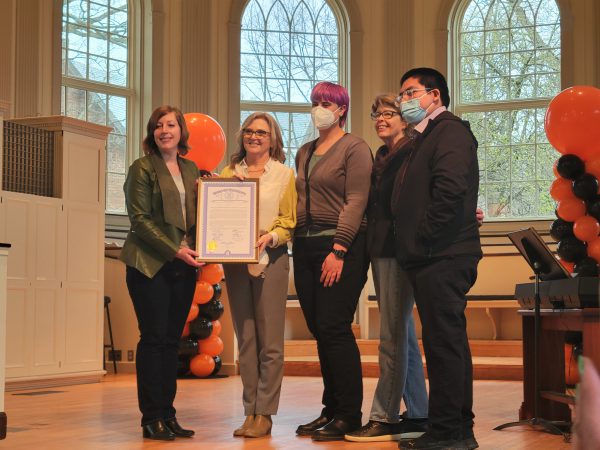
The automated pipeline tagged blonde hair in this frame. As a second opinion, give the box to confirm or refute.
[230,112,285,167]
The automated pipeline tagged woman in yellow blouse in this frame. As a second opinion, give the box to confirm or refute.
[221,112,297,438]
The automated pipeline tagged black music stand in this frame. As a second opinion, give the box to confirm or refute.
[494,228,570,437]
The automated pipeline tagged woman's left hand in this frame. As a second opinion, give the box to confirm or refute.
[320,252,344,287]
[175,247,204,268]
[256,233,273,254]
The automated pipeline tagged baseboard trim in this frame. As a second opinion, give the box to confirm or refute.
[6,371,105,391]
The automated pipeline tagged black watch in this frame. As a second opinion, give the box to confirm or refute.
[332,248,346,259]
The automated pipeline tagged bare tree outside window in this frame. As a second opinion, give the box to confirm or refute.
[456,0,561,220]
[61,0,130,214]
[241,0,341,166]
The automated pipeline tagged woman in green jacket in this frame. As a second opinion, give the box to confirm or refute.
[120,105,202,441]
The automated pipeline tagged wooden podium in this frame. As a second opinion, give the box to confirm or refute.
[519,308,600,421]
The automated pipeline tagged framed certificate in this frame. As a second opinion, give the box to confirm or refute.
[196,178,259,263]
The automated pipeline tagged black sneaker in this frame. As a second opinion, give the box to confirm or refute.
[345,420,400,442]
[396,417,428,439]
[399,432,468,450]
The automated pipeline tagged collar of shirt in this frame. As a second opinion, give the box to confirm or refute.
[239,157,273,173]
[414,105,447,134]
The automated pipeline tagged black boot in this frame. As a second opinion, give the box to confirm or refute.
[142,419,176,441]
[164,417,195,437]
[296,414,332,436]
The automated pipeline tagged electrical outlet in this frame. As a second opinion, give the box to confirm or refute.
[128,350,134,361]
[108,350,122,361]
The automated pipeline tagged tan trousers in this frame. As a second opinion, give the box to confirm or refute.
[223,246,289,416]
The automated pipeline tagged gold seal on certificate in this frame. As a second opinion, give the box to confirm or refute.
[196,178,259,263]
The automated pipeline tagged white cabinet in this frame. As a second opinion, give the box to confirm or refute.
[0,116,110,388]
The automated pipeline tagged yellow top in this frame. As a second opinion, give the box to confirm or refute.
[220,159,297,246]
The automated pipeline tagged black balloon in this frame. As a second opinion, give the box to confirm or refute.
[588,198,600,221]
[178,338,199,356]
[557,154,585,180]
[572,174,599,200]
[189,317,213,340]
[550,218,574,241]
[198,299,224,321]
[212,283,222,301]
[574,257,599,277]
[556,236,587,263]
[212,355,222,376]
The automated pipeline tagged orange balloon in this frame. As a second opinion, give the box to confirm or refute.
[187,303,199,323]
[182,113,226,172]
[190,353,215,378]
[559,259,575,273]
[588,238,600,263]
[556,198,586,222]
[181,322,190,338]
[545,86,600,159]
[573,216,600,242]
[586,158,600,180]
[549,177,576,202]
[199,264,224,285]
[198,335,224,357]
[211,320,222,337]
[552,160,559,177]
[193,281,214,305]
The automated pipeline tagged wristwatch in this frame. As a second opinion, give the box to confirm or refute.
[332,248,346,259]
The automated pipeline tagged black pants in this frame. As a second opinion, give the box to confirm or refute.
[293,234,368,425]
[126,259,196,426]
[406,256,479,439]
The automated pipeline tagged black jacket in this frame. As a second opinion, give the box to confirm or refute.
[366,141,413,258]
[391,111,482,268]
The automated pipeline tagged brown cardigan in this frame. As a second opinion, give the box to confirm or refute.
[295,133,373,249]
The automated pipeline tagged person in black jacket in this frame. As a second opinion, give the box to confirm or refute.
[391,68,482,450]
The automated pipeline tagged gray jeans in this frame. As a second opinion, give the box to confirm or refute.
[224,246,289,416]
[369,257,428,422]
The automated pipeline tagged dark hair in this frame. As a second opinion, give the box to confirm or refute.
[400,67,450,107]
[229,112,286,168]
[310,81,350,127]
[142,105,190,155]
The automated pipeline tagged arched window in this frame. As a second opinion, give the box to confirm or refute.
[61,0,133,214]
[454,0,561,219]
[240,0,346,165]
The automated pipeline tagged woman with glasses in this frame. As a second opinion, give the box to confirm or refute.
[221,112,297,438]
[345,94,429,443]
[293,81,373,441]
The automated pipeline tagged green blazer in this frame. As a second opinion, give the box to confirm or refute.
[120,152,200,278]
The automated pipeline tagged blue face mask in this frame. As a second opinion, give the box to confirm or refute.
[400,98,428,125]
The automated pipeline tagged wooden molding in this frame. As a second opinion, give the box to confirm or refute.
[7,115,112,140]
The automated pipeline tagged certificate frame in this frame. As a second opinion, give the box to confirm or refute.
[196,177,259,263]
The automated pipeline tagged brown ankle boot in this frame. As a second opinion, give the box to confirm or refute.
[233,415,254,437]
[244,414,272,438]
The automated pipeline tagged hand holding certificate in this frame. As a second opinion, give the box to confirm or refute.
[196,178,259,262]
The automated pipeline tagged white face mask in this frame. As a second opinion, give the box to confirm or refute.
[311,106,341,129]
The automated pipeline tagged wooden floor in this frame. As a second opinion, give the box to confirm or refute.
[3,374,571,449]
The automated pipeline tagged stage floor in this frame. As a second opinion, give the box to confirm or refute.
[3,374,571,449]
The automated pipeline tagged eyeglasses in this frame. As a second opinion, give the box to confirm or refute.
[242,128,271,139]
[370,111,400,120]
[395,88,432,104]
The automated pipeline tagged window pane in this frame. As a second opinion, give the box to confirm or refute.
[241,0,340,174]
[106,173,126,214]
[62,0,131,214]
[459,0,562,219]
